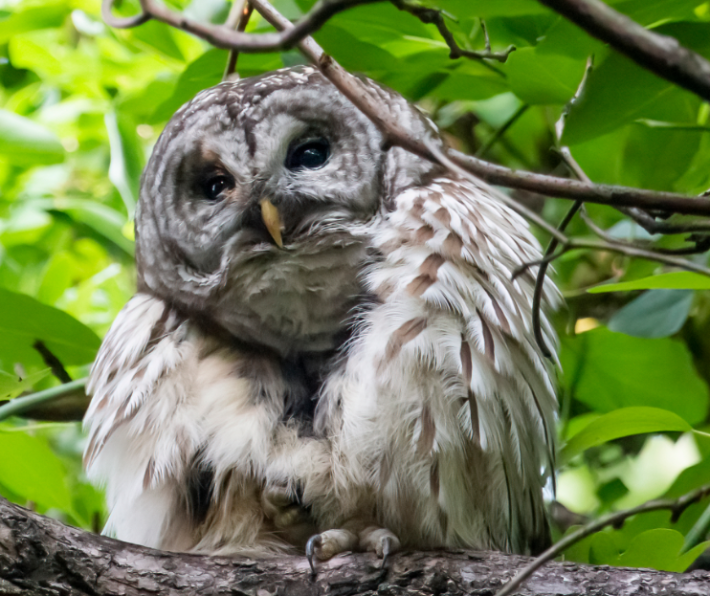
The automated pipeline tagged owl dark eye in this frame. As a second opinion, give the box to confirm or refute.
[201,174,234,201]
[286,138,330,171]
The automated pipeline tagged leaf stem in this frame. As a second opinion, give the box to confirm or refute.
[0,379,87,423]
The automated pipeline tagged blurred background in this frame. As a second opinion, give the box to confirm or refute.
[2,0,710,571]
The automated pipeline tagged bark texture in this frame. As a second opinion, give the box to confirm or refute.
[1,497,709,596]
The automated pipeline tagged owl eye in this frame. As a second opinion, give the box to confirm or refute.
[201,174,235,201]
[286,138,330,171]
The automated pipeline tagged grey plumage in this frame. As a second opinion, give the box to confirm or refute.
[84,66,558,559]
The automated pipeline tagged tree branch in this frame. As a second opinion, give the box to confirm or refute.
[1,496,709,596]
[496,482,710,596]
[392,0,516,63]
[537,0,710,102]
[102,0,384,52]
[103,0,710,219]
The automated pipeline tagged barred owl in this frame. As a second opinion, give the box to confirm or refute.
[83,66,558,561]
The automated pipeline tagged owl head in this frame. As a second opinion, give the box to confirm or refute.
[135,66,438,354]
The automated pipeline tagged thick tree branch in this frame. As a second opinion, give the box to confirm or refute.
[2,496,710,596]
[537,0,710,103]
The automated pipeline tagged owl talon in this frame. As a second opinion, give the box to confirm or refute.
[306,534,322,574]
[381,535,394,568]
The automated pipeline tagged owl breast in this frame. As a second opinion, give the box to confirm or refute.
[217,228,373,354]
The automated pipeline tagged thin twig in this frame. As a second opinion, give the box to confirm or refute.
[223,0,249,80]
[621,207,710,234]
[558,148,710,256]
[0,379,87,423]
[102,0,710,218]
[476,104,529,158]
[102,0,384,52]
[392,0,515,63]
[533,201,582,358]
[495,482,710,596]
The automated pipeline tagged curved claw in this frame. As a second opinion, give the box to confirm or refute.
[381,535,394,569]
[306,534,322,575]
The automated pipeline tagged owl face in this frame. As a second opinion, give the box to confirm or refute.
[136,67,437,354]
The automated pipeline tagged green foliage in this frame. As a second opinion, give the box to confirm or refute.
[1,0,710,575]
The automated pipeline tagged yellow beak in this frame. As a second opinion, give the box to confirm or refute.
[259,198,284,249]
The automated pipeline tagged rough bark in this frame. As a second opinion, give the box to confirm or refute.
[2,498,710,596]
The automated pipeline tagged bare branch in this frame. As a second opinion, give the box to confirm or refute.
[0,378,88,423]
[621,207,710,235]
[495,482,710,596]
[392,0,516,63]
[102,0,384,52]
[534,201,582,358]
[223,0,254,81]
[538,0,710,103]
[102,0,710,219]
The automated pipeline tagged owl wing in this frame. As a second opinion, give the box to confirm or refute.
[334,175,559,554]
[83,294,206,548]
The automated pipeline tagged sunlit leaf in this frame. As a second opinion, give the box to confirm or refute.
[561,407,691,464]
[0,109,65,165]
[105,109,144,218]
[0,429,73,512]
[588,272,710,293]
[0,289,101,372]
[0,368,51,401]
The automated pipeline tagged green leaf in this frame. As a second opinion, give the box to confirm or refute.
[608,290,693,338]
[561,407,691,464]
[0,289,101,372]
[0,368,51,401]
[563,23,709,144]
[151,49,282,123]
[0,3,70,44]
[588,272,710,293]
[105,109,144,219]
[0,109,65,165]
[0,428,72,512]
[504,47,586,104]
[560,328,709,425]
[617,529,708,572]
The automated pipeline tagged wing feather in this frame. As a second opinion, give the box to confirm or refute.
[333,175,558,553]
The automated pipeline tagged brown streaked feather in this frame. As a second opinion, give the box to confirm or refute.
[415,225,435,243]
[406,274,436,297]
[486,291,511,335]
[384,317,428,362]
[420,253,445,279]
[433,207,451,226]
[442,232,464,257]
[460,337,472,385]
[477,310,495,363]
[468,389,480,444]
[430,457,440,500]
[417,405,436,455]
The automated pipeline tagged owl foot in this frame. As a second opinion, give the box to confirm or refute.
[359,526,400,568]
[306,529,358,574]
[262,484,316,548]
[305,526,400,574]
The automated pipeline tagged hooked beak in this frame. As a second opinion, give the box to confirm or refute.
[259,198,284,249]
